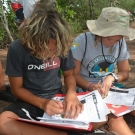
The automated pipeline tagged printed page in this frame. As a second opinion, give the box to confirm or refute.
[104,88,135,106]
[21,91,108,129]
[126,88,135,94]
[44,90,108,123]
[79,91,109,122]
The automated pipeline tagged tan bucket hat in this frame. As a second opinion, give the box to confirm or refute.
[87,7,135,40]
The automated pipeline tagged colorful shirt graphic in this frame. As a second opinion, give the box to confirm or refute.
[87,55,115,77]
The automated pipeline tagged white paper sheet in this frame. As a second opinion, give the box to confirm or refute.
[104,87,135,106]
[48,90,108,122]
[22,91,109,130]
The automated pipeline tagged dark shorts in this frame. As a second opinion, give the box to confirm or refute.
[3,100,44,120]
[3,89,63,120]
[3,100,96,134]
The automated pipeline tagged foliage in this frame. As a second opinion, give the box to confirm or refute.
[0,0,18,48]
[57,0,90,32]
[0,0,135,47]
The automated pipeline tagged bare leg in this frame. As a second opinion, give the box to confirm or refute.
[130,110,135,116]
[92,116,108,130]
[0,111,67,135]
[108,114,135,135]
[0,60,6,90]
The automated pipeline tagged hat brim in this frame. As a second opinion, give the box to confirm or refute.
[87,20,135,40]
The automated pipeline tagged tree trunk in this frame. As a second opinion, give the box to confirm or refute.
[88,0,93,19]
[0,1,14,42]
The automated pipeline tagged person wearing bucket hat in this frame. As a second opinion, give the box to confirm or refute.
[71,7,135,135]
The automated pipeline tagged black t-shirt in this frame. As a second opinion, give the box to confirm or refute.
[6,39,75,98]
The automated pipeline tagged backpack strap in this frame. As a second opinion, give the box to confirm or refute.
[81,32,87,63]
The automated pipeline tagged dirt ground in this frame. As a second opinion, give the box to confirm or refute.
[0,23,135,133]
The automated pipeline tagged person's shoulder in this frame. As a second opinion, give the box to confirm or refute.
[85,31,95,38]
[77,31,93,39]
[10,39,25,52]
[10,39,22,48]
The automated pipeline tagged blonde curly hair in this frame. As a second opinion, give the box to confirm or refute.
[19,1,71,60]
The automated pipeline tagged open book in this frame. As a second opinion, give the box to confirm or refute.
[9,90,109,131]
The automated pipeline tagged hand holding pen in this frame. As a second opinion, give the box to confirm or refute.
[99,76,114,98]
[88,79,105,96]
[99,77,107,98]
[97,77,106,98]
[42,99,64,116]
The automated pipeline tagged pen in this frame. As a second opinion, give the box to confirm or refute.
[100,77,104,84]
[100,77,105,98]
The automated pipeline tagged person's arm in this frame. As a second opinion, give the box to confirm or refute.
[9,76,63,116]
[0,60,5,90]
[73,59,90,90]
[62,69,84,119]
[104,60,129,83]
[102,59,129,96]
[116,60,129,81]
[73,59,104,93]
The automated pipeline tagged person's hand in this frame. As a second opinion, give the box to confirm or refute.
[63,91,84,119]
[101,75,114,97]
[89,83,105,96]
[42,99,64,116]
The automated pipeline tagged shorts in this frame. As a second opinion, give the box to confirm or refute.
[3,100,44,120]
[3,89,63,119]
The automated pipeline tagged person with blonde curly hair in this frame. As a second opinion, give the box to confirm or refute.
[0,1,109,135]
[0,0,57,103]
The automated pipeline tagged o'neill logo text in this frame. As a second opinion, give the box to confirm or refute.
[27,58,60,71]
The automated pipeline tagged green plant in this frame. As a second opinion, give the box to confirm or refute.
[71,19,83,34]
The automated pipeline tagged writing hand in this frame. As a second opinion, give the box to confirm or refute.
[100,76,114,98]
[42,99,64,116]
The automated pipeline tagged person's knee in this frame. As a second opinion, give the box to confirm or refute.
[92,121,107,130]
[92,115,108,130]
[0,112,8,134]
[0,111,17,134]
[130,110,135,116]
[108,114,124,124]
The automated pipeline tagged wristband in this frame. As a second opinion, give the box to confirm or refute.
[87,83,93,91]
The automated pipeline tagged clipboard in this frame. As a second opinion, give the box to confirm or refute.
[8,92,93,131]
[8,116,93,131]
